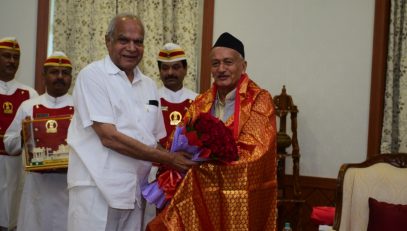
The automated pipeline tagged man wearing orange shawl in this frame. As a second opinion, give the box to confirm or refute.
[148,32,277,231]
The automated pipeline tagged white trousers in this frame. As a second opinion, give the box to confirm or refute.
[68,186,151,231]
[0,156,24,229]
[17,172,68,231]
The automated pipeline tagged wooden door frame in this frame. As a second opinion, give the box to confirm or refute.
[367,0,390,158]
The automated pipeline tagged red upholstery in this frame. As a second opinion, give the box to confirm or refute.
[310,206,335,225]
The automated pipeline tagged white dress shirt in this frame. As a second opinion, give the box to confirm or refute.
[67,55,166,209]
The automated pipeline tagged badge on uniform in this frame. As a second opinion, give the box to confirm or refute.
[45,119,58,133]
[3,101,13,114]
[169,111,182,125]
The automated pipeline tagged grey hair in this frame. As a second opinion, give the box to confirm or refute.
[106,13,145,39]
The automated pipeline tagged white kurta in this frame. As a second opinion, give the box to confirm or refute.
[0,80,38,229]
[67,56,165,230]
[4,93,73,231]
[158,86,198,104]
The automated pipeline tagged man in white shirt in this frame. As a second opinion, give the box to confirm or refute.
[4,51,74,231]
[157,43,198,148]
[0,37,38,231]
[66,13,196,231]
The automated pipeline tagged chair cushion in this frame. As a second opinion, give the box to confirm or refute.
[339,163,407,231]
[310,206,335,225]
[367,197,407,231]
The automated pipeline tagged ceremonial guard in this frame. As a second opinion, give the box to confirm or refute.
[0,37,38,231]
[157,43,198,147]
[144,43,198,217]
[4,51,73,231]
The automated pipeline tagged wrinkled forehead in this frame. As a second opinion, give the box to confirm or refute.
[210,47,241,60]
[114,18,144,37]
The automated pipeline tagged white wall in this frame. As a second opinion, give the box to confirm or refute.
[1,0,375,178]
[0,0,38,87]
[213,0,375,177]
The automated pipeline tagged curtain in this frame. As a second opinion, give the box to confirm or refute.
[51,0,202,92]
[381,0,407,153]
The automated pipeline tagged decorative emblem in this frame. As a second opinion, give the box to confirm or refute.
[3,101,13,114]
[169,111,182,125]
[45,119,58,133]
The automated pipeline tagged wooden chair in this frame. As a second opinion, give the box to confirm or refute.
[274,85,303,230]
[333,153,407,231]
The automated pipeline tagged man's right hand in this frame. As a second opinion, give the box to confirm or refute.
[169,151,198,172]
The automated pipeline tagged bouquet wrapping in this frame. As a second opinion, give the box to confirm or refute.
[142,113,238,209]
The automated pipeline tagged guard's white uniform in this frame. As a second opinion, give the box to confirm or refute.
[158,86,198,104]
[67,56,166,231]
[0,80,37,229]
[4,93,73,231]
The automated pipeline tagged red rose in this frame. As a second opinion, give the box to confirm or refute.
[185,130,202,146]
[185,112,238,164]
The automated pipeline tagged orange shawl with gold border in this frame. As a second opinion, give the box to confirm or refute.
[148,74,277,231]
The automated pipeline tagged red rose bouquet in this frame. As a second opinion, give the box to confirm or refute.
[185,112,238,163]
[142,112,239,208]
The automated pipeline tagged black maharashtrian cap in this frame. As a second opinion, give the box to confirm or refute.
[213,32,245,58]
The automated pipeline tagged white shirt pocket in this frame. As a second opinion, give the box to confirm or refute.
[142,104,159,132]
